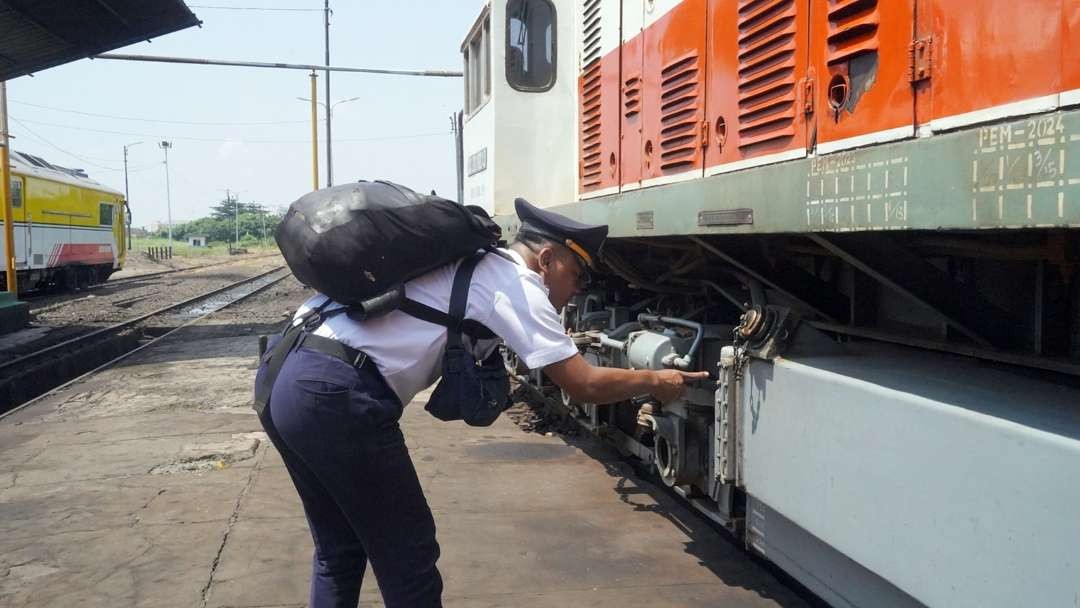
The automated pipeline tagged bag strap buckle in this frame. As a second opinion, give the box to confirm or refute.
[302,312,323,331]
[353,351,368,368]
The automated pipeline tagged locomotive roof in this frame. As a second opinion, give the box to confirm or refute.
[9,151,125,198]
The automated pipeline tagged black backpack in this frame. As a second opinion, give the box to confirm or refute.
[257,181,513,425]
[276,180,501,316]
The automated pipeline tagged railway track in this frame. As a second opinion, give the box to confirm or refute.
[0,266,292,416]
[26,253,282,313]
[96,253,281,289]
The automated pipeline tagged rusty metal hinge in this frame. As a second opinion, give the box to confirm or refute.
[701,119,710,149]
[909,36,932,83]
[802,77,814,115]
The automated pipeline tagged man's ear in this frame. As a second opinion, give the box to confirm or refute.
[537,247,555,274]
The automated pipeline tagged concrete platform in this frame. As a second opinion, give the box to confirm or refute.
[0,314,808,607]
[0,291,28,336]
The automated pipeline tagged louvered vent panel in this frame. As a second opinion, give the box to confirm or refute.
[580,60,603,188]
[826,0,879,65]
[624,73,641,119]
[580,0,603,188]
[658,53,701,173]
[736,0,799,149]
[582,0,603,68]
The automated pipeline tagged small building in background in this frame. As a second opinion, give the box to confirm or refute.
[187,235,208,248]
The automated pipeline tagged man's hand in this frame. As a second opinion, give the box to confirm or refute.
[544,354,712,405]
[651,369,711,403]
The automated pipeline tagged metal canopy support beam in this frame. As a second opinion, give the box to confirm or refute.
[93,53,462,77]
[92,0,130,27]
[689,236,849,322]
[807,233,1018,349]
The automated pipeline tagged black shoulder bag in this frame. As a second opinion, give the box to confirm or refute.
[422,251,512,427]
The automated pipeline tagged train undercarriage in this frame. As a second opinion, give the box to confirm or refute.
[3,263,118,294]
[511,228,1080,608]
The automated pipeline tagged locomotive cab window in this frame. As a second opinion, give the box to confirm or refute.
[506,0,556,92]
[463,13,491,116]
[10,179,21,208]
[99,202,114,226]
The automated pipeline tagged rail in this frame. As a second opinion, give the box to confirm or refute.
[24,252,282,306]
[0,266,292,415]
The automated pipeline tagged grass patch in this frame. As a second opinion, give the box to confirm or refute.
[133,237,278,258]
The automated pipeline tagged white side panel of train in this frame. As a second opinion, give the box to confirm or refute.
[461,1,580,217]
[491,0,579,214]
[740,342,1080,607]
[1,222,118,270]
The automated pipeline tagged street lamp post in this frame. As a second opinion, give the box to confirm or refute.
[296,95,360,188]
[122,141,143,251]
[308,72,319,191]
[158,141,173,246]
[259,206,267,247]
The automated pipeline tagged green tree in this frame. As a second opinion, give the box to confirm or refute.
[169,203,283,245]
[209,194,261,220]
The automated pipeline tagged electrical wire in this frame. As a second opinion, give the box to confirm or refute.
[9,117,126,172]
[9,100,309,126]
[10,116,449,145]
[188,4,323,11]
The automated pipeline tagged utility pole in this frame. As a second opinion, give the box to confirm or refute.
[234,191,240,250]
[324,0,333,187]
[123,141,143,251]
[297,95,359,188]
[259,205,267,247]
[158,141,173,244]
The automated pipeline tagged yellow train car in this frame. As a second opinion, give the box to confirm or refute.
[3,151,127,291]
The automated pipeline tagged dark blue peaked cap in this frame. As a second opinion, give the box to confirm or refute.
[515,197,609,267]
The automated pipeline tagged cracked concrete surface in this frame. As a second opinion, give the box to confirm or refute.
[0,278,808,607]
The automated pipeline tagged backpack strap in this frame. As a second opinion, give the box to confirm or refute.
[445,250,488,348]
[396,250,496,341]
[484,244,517,264]
[253,299,332,414]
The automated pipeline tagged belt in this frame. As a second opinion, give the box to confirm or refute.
[298,332,372,369]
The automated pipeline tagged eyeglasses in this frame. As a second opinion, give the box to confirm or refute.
[569,252,591,288]
[523,241,591,288]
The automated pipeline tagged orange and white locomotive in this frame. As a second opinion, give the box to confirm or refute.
[458,2,1080,607]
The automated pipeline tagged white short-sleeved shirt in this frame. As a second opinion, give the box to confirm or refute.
[293,248,578,405]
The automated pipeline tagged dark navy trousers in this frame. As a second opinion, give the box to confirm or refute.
[255,345,443,608]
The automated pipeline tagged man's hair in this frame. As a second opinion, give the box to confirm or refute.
[513,231,559,251]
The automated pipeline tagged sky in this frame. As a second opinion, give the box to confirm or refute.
[6,0,483,229]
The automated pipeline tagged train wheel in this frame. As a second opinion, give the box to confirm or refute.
[60,266,78,291]
[98,265,115,283]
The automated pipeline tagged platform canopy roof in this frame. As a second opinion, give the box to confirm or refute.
[0,0,200,81]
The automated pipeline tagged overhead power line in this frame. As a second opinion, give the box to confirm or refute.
[10,99,309,126]
[9,117,124,172]
[188,4,324,11]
